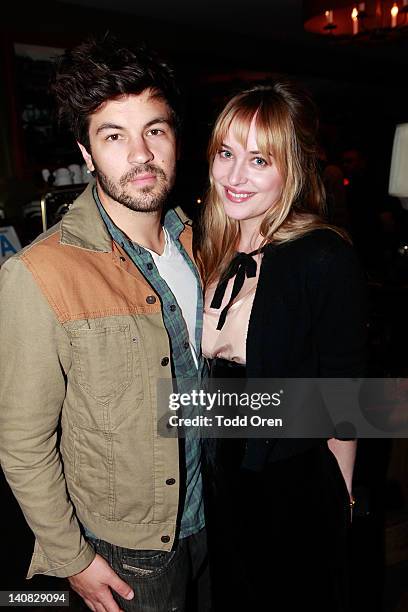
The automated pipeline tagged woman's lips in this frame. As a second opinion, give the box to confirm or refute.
[224,186,255,203]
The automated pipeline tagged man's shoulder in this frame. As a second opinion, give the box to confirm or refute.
[1,224,62,275]
[0,226,64,313]
[23,223,62,254]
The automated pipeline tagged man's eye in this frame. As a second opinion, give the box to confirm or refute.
[106,134,121,141]
[147,128,164,136]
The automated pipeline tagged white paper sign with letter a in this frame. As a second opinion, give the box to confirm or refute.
[0,226,22,265]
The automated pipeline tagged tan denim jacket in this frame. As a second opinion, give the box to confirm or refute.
[0,184,194,578]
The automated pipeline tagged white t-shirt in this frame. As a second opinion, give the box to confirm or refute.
[145,227,198,368]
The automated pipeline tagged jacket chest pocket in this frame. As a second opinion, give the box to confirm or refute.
[70,326,132,402]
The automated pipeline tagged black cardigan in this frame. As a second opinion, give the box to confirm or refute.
[243,228,368,466]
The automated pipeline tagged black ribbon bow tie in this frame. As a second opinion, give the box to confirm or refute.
[210,247,265,330]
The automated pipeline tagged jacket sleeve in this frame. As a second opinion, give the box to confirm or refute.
[0,256,95,578]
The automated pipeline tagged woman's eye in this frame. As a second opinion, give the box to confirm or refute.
[253,157,267,166]
[106,134,121,141]
[147,129,164,136]
[219,149,232,159]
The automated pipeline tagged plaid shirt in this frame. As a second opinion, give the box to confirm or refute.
[94,187,204,538]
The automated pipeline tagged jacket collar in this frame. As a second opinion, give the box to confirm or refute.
[60,181,191,252]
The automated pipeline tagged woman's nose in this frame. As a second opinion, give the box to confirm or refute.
[228,160,247,186]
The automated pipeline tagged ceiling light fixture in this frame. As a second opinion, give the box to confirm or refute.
[303,0,408,40]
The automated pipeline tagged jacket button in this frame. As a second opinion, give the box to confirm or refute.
[147,263,153,271]
[166,478,176,485]
[161,357,169,366]
[119,256,126,262]
[183,341,189,350]
[170,304,176,312]
[146,295,156,304]
[161,535,170,543]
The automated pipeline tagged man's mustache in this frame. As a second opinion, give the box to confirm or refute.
[120,164,166,186]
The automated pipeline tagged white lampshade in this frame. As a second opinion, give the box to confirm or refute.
[389,123,408,198]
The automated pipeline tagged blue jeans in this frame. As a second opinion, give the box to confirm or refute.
[87,528,210,612]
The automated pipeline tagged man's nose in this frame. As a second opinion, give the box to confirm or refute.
[128,137,154,164]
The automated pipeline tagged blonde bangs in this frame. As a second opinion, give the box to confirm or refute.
[230,108,254,150]
[255,103,290,178]
[210,101,285,168]
[209,96,266,165]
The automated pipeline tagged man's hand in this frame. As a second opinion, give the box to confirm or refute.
[68,553,134,612]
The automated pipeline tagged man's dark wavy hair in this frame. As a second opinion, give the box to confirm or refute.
[50,33,181,150]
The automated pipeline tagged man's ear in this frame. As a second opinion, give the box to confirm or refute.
[77,142,95,172]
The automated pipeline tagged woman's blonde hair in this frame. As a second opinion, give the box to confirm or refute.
[197,79,348,287]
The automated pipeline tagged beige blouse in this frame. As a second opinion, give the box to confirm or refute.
[202,253,263,365]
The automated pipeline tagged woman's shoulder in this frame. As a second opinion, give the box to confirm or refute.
[279,227,349,250]
[267,228,354,265]
[261,228,363,292]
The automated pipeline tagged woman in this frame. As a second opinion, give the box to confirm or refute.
[198,80,367,611]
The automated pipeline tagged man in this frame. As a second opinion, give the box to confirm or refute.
[0,35,208,612]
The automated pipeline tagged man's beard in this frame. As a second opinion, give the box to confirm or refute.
[93,161,174,213]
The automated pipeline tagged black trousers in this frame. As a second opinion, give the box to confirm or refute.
[203,440,352,612]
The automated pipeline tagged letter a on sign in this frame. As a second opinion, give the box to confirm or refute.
[0,226,22,265]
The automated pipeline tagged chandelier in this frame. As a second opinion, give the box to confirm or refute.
[303,0,408,39]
